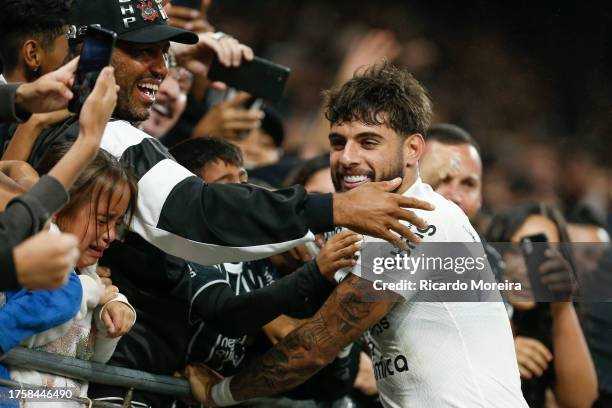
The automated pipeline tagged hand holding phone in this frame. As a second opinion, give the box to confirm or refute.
[520,234,574,301]
[68,26,117,114]
[171,0,202,9]
[207,56,290,102]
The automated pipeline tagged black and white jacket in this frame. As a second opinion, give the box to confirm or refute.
[24,118,333,265]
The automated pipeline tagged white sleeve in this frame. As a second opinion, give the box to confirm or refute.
[92,293,136,363]
[98,121,319,266]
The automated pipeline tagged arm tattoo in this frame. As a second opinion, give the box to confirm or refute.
[231,274,398,401]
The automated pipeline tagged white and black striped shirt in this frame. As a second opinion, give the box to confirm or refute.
[25,118,333,265]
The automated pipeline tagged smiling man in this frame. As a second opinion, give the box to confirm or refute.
[421,124,483,221]
[187,63,528,408]
[20,0,433,268]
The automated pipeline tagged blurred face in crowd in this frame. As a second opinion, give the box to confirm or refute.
[57,183,132,269]
[111,40,170,122]
[140,67,192,138]
[427,141,482,220]
[329,119,423,193]
[10,26,70,80]
[231,128,279,169]
[38,27,70,76]
[199,160,247,184]
[505,215,560,310]
[568,223,610,275]
[304,168,335,194]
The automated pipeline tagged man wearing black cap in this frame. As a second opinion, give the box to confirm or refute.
[10,1,434,405]
[24,0,430,274]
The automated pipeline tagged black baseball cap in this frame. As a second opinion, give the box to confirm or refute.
[68,0,198,44]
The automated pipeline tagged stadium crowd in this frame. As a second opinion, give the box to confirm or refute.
[0,0,610,407]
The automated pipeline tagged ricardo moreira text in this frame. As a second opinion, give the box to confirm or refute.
[370,252,522,292]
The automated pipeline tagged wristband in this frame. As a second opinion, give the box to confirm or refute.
[211,376,237,407]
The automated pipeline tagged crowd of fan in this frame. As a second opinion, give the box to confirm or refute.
[0,1,610,407]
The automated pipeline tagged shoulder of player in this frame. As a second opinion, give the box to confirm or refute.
[403,187,477,243]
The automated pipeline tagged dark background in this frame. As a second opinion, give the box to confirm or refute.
[208,1,612,217]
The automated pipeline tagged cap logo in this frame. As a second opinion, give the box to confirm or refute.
[137,0,159,22]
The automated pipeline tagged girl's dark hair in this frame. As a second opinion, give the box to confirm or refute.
[36,143,138,233]
[283,153,330,188]
[486,202,576,272]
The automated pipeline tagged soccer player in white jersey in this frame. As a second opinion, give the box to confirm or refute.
[186,63,528,408]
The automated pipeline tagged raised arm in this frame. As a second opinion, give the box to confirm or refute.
[68,124,432,265]
[550,302,598,407]
[186,273,400,406]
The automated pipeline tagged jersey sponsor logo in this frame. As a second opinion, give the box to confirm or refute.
[369,317,390,336]
[390,224,437,257]
[372,353,409,381]
[209,334,247,370]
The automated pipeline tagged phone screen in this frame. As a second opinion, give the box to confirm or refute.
[171,0,202,10]
[68,26,116,114]
[208,56,291,102]
[520,233,556,301]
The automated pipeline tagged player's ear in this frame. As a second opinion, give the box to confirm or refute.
[403,133,425,166]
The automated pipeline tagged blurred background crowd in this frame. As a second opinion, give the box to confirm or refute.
[202,0,611,229]
[0,0,611,407]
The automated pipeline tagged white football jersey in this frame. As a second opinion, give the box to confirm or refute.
[342,179,527,408]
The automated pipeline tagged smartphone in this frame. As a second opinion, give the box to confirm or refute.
[520,233,556,301]
[68,25,117,114]
[171,0,202,9]
[207,56,291,102]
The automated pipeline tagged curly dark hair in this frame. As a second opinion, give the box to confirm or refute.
[0,0,71,72]
[324,62,433,138]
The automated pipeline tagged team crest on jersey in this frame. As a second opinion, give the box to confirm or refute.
[137,0,159,21]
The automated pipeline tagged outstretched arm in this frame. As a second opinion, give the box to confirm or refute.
[187,273,400,405]
[551,303,598,407]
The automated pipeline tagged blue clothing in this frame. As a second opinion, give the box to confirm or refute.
[0,271,82,407]
[0,270,82,367]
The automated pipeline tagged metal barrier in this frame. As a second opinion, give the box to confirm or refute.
[0,347,192,406]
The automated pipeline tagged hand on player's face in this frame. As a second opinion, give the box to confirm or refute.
[329,121,405,193]
[333,178,434,250]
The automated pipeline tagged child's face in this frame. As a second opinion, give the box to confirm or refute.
[60,183,132,269]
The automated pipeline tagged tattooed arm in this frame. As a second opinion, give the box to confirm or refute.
[186,273,400,405]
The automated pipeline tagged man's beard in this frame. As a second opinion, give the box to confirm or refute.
[114,87,152,123]
[333,149,405,193]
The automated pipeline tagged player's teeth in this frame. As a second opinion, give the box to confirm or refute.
[345,175,368,183]
[139,83,159,92]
